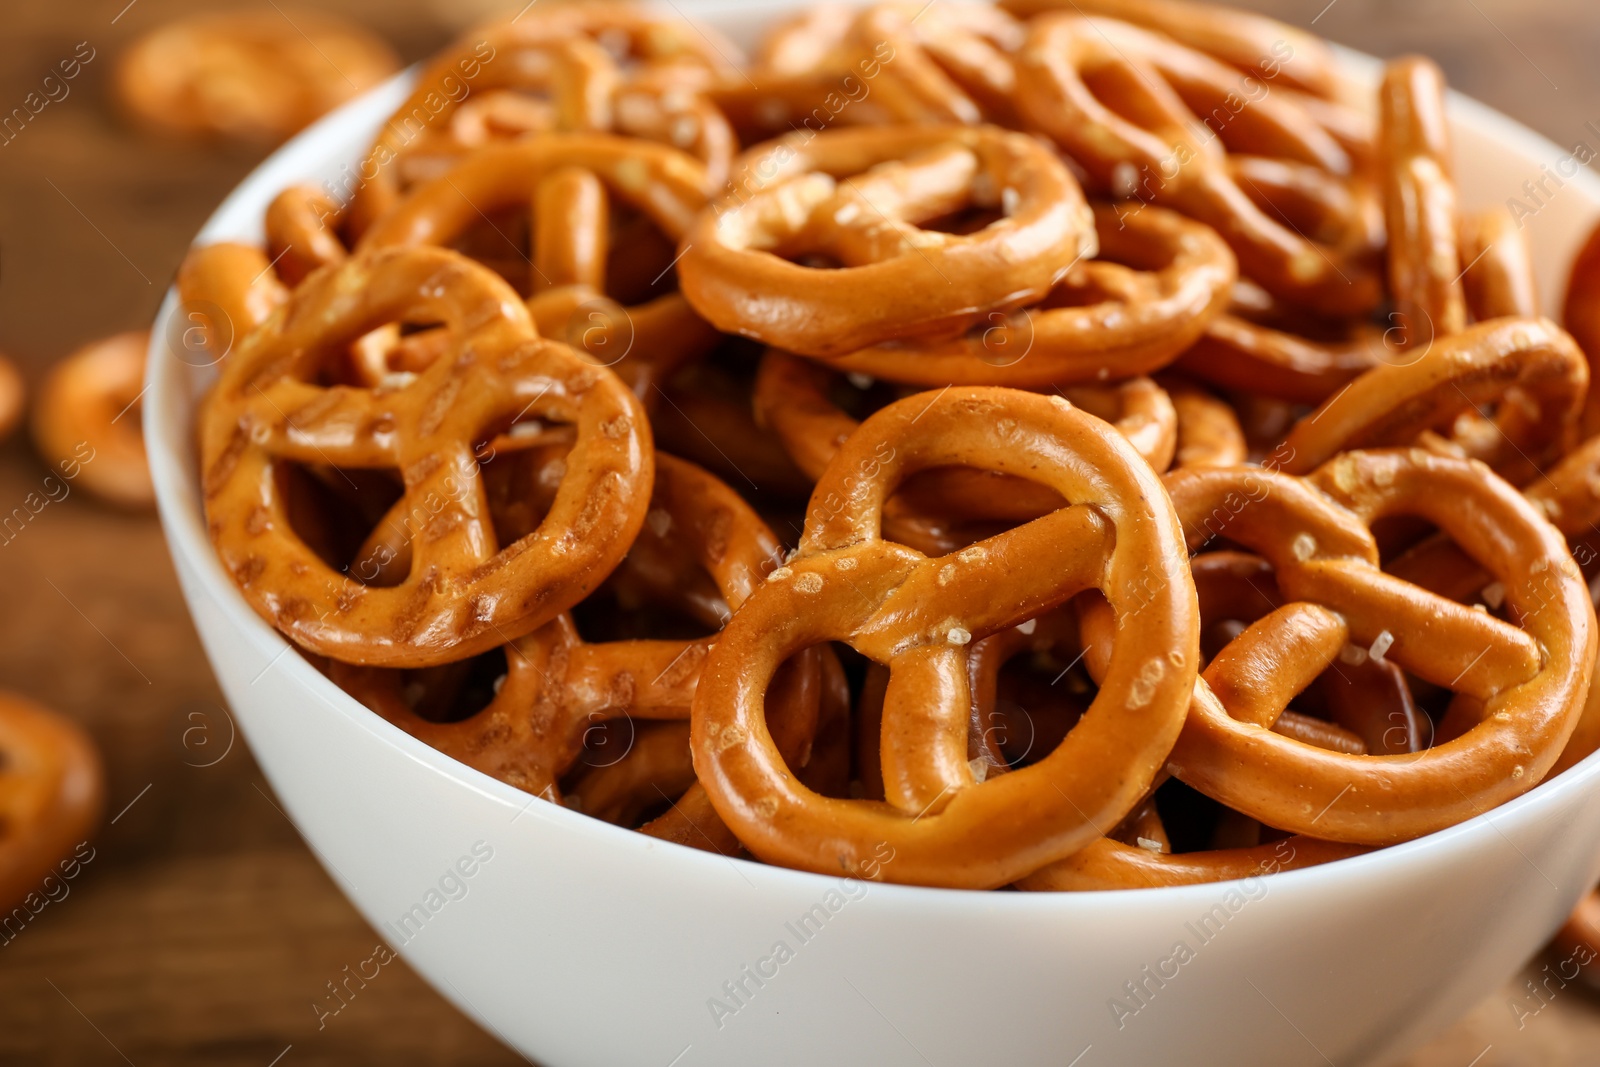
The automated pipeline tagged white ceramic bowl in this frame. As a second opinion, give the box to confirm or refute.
[147,7,1600,1065]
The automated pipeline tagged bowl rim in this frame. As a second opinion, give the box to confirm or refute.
[144,23,1600,910]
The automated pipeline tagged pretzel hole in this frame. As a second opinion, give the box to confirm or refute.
[989,650,1092,770]
[918,205,1006,237]
[276,463,405,582]
[452,204,535,292]
[391,646,509,724]
[562,721,697,830]
[1146,778,1294,854]
[340,321,451,388]
[605,212,681,304]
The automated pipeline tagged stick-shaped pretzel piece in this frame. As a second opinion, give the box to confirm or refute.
[692,387,1200,889]
[678,125,1097,357]
[199,246,653,668]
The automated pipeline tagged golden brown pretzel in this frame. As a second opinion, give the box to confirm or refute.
[692,387,1200,888]
[331,453,791,802]
[1021,550,1383,890]
[1561,218,1600,439]
[1013,14,1380,317]
[0,356,23,443]
[350,4,738,231]
[175,243,290,360]
[33,332,154,509]
[359,136,718,404]
[1175,305,1382,405]
[679,124,1096,357]
[0,693,104,914]
[797,201,1235,388]
[722,2,1025,135]
[1554,891,1600,979]
[1379,57,1467,348]
[755,350,1179,477]
[1161,376,1248,469]
[1161,451,1593,844]
[265,184,348,286]
[1000,0,1351,101]
[1460,208,1539,322]
[199,246,652,668]
[1279,317,1587,484]
[115,11,397,143]
[1018,827,1365,891]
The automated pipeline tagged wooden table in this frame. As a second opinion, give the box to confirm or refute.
[0,1,1597,1063]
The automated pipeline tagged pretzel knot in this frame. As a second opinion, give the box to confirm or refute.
[1166,449,1594,845]
[331,454,814,809]
[1014,14,1381,317]
[692,387,1200,889]
[678,125,1097,357]
[359,136,717,404]
[199,246,653,668]
[350,1,741,232]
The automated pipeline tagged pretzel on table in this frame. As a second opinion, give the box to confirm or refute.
[692,387,1200,888]
[0,356,23,443]
[0,693,104,914]
[199,246,653,668]
[33,332,155,509]
[1013,14,1381,318]
[678,124,1097,358]
[115,10,398,143]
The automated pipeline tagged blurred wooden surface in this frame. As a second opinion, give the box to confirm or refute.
[0,0,1598,1064]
